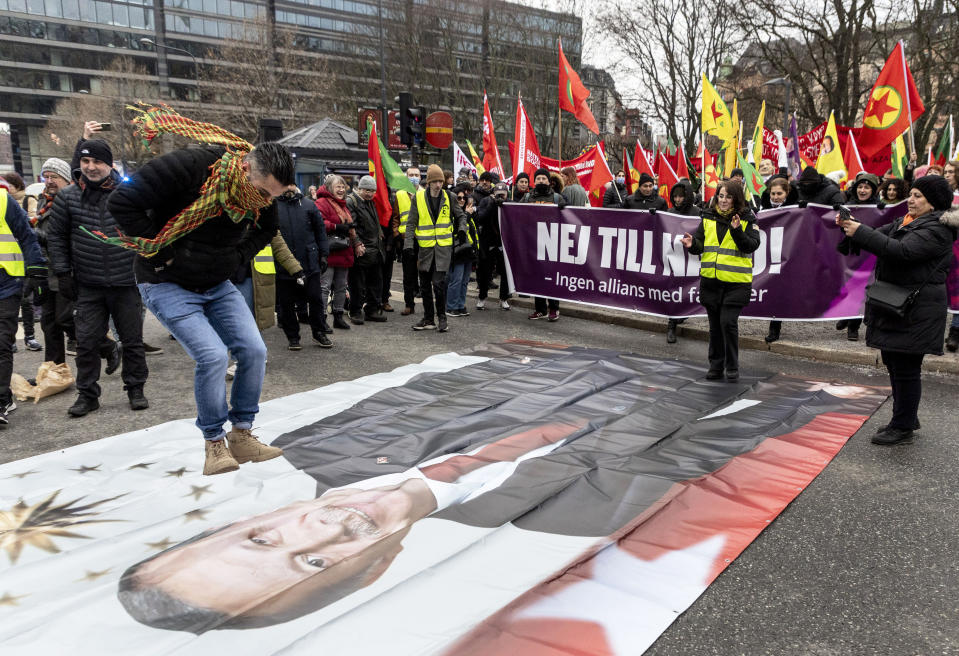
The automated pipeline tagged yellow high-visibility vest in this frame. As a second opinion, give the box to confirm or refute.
[414,189,453,248]
[252,244,275,274]
[0,192,25,278]
[396,190,412,235]
[699,217,752,283]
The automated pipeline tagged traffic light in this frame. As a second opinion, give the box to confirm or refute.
[409,106,426,146]
[397,92,412,146]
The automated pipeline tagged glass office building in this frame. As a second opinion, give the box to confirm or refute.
[0,0,581,177]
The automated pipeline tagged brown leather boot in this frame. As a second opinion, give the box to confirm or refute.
[226,428,283,464]
[204,438,239,476]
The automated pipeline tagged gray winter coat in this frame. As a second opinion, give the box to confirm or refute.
[849,207,958,355]
[404,188,466,273]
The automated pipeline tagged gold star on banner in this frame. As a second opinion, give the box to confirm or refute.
[0,491,127,565]
[183,485,213,501]
[6,470,38,480]
[183,509,209,523]
[69,464,101,474]
[0,591,28,607]
[145,537,176,552]
[76,568,112,582]
[127,462,155,470]
[165,467,191,478]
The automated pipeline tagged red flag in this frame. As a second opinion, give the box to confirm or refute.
[482,91,505,178]
[623,147,636,194]
[558,39,599,135]
[844,131,865,184]
[927,146,936,167]
[701,148,718,204]
[675,142,691,180]
[366,119,392,226]
[857,41,924,157]
[589,142,615,206]
[511,96,542,181]
[656,152,680,206]
[633,141,655,179]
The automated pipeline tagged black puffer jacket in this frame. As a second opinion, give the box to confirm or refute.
[46,170,137,286]
[848,207,958,355]
[275,189,328,279]
[602,181,627,208]
[108,146,278,293]
[623,189,668,212]
[797,174,845,206]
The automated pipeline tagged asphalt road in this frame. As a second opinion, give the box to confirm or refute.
[5,294,959,655]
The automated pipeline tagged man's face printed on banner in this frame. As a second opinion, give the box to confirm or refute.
[120,479,438,630]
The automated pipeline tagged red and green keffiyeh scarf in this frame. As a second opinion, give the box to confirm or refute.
[86,103,271,257]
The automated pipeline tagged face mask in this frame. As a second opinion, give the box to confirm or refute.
[535,183,550,195]
[615,176,625,185]
[408,177,420,187]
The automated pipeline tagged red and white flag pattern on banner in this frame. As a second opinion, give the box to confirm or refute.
[507,142,611,206]
[482,91,505,178]
[511,96,542,181]
[452,142,477,181]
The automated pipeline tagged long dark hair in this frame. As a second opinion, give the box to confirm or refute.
[879,177,908,203]
[711,180,747,214]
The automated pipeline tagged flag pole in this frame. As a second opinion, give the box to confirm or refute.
[559,102,563,167]
[900,40,917,157]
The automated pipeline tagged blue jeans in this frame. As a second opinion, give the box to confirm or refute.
[139,280,266,441]
[446,260,470,312]
[235,276,255,314]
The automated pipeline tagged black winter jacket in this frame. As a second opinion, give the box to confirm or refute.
[623,189,668,212]
[667,181,699,215]
[797,175,845,206]
[275,189,328,279]
[346,190,384,265]
[108,146,278,293]
[46,170,137,287]
[602,181,627,208]
[848,207,958,355]
[475,195,502,250]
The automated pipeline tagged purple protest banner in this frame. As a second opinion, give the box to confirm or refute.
[500,202,959,320]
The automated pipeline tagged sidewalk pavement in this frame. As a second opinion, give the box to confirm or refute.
[390,275,959,376]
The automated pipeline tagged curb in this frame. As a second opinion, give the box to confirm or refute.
[389,279,959,376]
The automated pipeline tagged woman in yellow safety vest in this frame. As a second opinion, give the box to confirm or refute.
[681,180,760,382]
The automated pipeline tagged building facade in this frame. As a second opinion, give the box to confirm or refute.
[0,0,583,178]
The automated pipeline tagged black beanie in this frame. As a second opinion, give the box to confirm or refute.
[911,174,954,212]
[77,139,113,167]
[533,168,551,182]
[798,167,820,184]
[638,172,654,186]
[516,172,529,183]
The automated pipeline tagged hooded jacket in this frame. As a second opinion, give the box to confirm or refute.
[797,172,845,206]
[668,180,699,216]
[275,188,328,279]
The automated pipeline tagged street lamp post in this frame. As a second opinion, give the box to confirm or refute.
[140,37,199,100]
[762,76,792,134]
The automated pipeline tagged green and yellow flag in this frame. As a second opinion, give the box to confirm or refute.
[890,129,909,178]
[736,150,766,200]
[465,139,486,175]
[723,99,739,178]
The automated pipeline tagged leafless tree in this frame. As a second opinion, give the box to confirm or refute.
[200,17,337,141]
[43,57,162,168]
[596,0,741,152]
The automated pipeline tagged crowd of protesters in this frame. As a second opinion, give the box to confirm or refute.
[1,119,957,455]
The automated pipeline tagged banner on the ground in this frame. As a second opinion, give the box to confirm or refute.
[499,203,959,319]
[0,345,887,654]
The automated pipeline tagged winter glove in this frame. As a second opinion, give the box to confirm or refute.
[797,199,808,208]
[319,256,328,274]
[334,222,352,236]
[57,273,77,301]
[294,271,307,286]
[648,208,657,216]
[457,229,468,243]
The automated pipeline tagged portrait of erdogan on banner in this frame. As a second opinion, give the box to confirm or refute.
[115,346,885,635]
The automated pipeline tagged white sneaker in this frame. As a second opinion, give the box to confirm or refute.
[500,300,510,310]
[475,300,486,310]
[226,362,237,380]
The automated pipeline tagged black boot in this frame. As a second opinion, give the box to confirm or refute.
[765,321,781,344]
[333,312,350,330]
[104,341,121,375]
[946,326,959,353]
[666,320,677,344]
[835,320,848,330]
[319,317,333,334]
[68,395,100,417]
[128,386,149,411]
